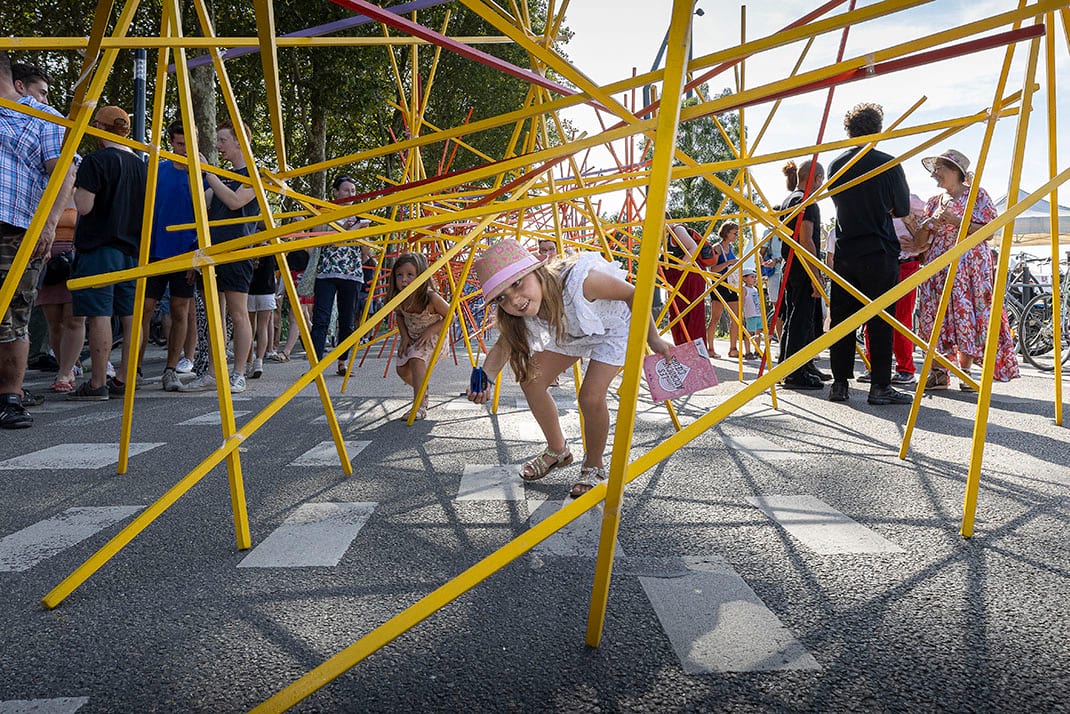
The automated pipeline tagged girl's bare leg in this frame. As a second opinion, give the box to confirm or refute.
[521,350,578,456]
[577,360,618,468]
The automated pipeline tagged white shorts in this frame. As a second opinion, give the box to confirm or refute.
[247,293,277,312]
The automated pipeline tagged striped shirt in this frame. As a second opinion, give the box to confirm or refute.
[0,96,66,229]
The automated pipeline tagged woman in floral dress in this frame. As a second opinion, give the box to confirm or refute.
[910,149,1019,390]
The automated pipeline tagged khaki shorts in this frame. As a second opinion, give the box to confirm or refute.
[0,229,43,343]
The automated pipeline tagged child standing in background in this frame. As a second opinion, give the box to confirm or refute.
[390,252,450,420]
[740,267,763,361]
[467,240,672,498]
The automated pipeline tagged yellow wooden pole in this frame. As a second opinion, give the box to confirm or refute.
[587,0,694,648]
[253,0,288,173]
[962,36,1042,538]
[117,1,176,475]
[1044,11,1063,425]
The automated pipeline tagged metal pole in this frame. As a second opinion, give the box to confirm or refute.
[133,48,147,157]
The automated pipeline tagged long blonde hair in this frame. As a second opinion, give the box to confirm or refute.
[496,257,577,383]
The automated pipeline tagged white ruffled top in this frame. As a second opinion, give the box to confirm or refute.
[523,253,632,365]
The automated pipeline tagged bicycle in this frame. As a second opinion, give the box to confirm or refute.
[1019,258,1070,371]
[1004,253,1048,354]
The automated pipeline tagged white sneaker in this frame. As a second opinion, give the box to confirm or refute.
[249,358,263,379]
[229,372,246,393]
[178,373,216,392]
[176,357,194,374]
[106,361,116,378]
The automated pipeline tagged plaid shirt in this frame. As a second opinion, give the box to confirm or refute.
[0,96,66,229]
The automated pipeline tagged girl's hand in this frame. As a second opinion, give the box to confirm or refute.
[649,335,674,360]
[466,367,493,403]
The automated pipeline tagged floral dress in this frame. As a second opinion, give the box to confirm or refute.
[524,253,632,366]
[917,187,1019,381]
[397,302,446,366]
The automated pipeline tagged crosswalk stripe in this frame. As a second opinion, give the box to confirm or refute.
[722,434,805,461]
[177,411,251,425]
[50,412,120,427]
[0,697,90,713]
[0,444,164,471]
[457,465,525,500]
[237,502,377,568]
[0,507,144,572]
[640,554,821,673]
[528,499,626,557]
[747,495,905,554]
[289,441,370,466]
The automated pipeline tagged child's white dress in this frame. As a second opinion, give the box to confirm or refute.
[524,253,632,366]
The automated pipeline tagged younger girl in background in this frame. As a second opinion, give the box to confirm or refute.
[390,252,450,420]
[468,240,672,498]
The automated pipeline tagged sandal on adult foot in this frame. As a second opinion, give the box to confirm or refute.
[337,361,347,376]
[520,445,573,482]
[570,466,606,498]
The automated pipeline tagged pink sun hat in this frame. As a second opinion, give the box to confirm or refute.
[474,239,542,302]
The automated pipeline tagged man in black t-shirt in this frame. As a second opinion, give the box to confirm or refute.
[68,105,148,401]
[826,103,911,405]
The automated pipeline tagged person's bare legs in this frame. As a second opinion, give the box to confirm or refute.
[520,350,579,461]
[576,359,618,469]
[222,291,252,376]
[253,309,271,360]
[0,340,29,396]
[116,315,134,383]
[726,300,741,355]
[166,296,190,369]
[85,315,112,389]
[706,301,724,357]
[57,315,85,384]
[183,298,197,362]
[138,297,158,367]
[396,357,430,416]
[41,304,65,364]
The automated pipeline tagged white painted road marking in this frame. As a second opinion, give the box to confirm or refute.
[640,554,821,673]
[177,411,251,426]
[0,507,144,572]
[289,440,371,466]
[528,499,626,557]
[722,434,805,461]
[0,444,164,471]
[747,495,905,554]
[457,465,525,500]
[0,698,90,713]
[237,502,377,568]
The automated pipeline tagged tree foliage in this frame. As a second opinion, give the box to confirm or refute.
[1,0,569,204]
[645,85,743,236]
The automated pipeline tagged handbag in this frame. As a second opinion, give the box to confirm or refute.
[42,250,74,286]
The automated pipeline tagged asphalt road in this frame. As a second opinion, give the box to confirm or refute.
[1,343,1067,713]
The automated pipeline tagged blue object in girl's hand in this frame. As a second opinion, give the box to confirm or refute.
[469,367,492,393]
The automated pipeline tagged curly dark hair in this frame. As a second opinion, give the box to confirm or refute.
[843,103,883,138]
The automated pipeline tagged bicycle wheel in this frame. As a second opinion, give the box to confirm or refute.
[1019,292,1070,371]
[1004,301,1022,354]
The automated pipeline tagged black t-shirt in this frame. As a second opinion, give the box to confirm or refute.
[779,191,821,261]
[74,147,147,256]
[207,166,258,244]
[249,255,277,295]
[827,146,910,259]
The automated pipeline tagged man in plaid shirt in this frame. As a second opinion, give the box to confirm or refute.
[0,51,74,428]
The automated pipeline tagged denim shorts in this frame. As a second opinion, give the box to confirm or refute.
[70,246,136,317]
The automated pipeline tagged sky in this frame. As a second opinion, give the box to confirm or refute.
[555,0,1069,231]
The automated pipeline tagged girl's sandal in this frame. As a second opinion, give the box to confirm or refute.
[520,445,573,482]
[570,466,607,498]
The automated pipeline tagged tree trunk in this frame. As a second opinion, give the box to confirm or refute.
[189,61,217,164]
[308,105,327,200]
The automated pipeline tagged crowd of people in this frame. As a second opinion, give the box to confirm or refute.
[0,52,381,429]
[1,50,1020,445]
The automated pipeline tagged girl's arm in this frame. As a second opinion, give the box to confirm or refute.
[668,224,699,260]
[582,270,674,359]
[467,340,508,403]
[413,294,450,349]
[395,309,411,353]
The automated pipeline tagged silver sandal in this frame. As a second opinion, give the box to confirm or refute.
[569,465,606,498]
[520,445,573,482]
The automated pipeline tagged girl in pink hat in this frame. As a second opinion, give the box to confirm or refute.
[469,240,672,498]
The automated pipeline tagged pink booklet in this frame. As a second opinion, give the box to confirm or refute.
[643,338,719,402]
